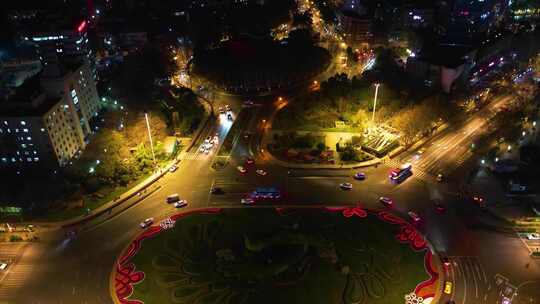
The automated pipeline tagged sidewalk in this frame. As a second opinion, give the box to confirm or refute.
[26,97,213,229]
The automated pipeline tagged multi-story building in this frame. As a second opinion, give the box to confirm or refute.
[9,9,96,79]
[0,61,100,170]
[40,60,100,140]
[435,0,509,45]
[337,10,372,45]
[0,58,42,90]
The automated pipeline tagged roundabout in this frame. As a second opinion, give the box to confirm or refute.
[112,207,440,304]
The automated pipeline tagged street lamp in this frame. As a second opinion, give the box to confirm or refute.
[372,83,380,123]
[144,113,157,170]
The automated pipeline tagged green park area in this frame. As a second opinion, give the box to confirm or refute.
[126,208,432,304]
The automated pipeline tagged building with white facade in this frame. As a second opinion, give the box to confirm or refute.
[0,61,100,170]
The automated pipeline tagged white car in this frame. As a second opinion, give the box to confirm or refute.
[340,182,353,190]
[379,197,393,206]
[526,233,540,240]
[169,165,177,173]
[256,169,267,176]
[408,211,421,223]
[241,198,255,205]
[174,200,188,208]
[237,166,247,173]
[140,218,154,229]
[0,262,7,271]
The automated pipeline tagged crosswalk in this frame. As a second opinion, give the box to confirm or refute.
[0,243,30,300]
[212,176,251,195]
[449,256,492,303]
[179,151,207,161]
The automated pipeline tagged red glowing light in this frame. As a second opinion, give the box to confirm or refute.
[77,21,87,33]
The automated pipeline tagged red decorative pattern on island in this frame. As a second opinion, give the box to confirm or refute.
[323,208,439,300]
[113,208,222,304]
[376,210,438,299]
[342,205,368,218]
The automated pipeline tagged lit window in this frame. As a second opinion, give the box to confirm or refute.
[23,128,28,133]
[27,158,32,162]
[1,158,6,162]
[26,137,32,141]
[3,121,8,125]
[15,129,19,133]
[34,157,39,162]
[41,128,45,132]
[21,144,27,148]
[20,121,26,125]
[11,158,16,162]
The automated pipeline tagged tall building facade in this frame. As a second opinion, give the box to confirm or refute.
[0,61,100,170]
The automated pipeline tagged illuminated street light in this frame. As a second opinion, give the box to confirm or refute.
[145,113,157,170]
[507,145,512,151]
[372,83,380,122]
[495,157,499,162]
[481,159,485,165]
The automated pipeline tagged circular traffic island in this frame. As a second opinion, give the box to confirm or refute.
[113,207,439,304]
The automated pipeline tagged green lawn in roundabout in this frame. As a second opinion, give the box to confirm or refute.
[118,207,437,304]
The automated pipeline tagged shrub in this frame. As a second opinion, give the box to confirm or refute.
[10,235,23,242]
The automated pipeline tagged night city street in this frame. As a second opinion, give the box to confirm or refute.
[0,0,539,303]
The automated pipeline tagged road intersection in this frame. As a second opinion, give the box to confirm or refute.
[1,93,538,304]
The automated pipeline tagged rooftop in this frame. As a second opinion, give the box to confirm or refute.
[0,74,60,117]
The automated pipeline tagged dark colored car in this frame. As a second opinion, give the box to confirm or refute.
[211,187,224,195]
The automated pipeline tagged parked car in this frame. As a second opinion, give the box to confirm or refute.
[340,182,353,190]
[245,157,255,165]
[379,197,393,206]
[353,172,366,180]
[169,165,177,172]
[256,169,267,176]
[436,173,443,182]
[0,262,7,271]
[237,166,247,173]
[174,200,188,208]
[140,218,154,229]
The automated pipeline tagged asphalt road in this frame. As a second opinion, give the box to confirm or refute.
[2,94,539,304]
